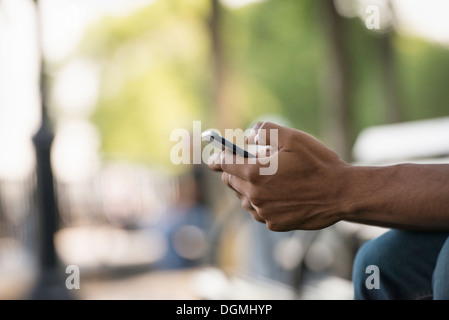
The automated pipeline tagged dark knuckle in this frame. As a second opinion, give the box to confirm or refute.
[247,168,260,183]
[250,195,263,207]
[266,222,283,232]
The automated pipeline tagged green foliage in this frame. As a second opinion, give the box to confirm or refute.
[221,0,325,133]
[84,0,212,171]
[79,0,449,171]
[396,36,449,121]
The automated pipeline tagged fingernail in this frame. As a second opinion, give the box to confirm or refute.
[254,133,259,144]
[208,153,216,165]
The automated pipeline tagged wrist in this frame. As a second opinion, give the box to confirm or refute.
[337,164,395,223]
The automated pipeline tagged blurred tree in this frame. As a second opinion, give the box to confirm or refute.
[220,0,326,134]
[209,0,228,129]
[80,0,212,172]
[75,0,449,171]
[81,0,328,169]
[320,0,354,161]
[376,0,403,124]
[396,36,449,121]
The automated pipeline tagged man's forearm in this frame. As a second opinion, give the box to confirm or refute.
[343,163,449,231]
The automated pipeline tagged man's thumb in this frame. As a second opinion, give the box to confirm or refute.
[247,121,284,149]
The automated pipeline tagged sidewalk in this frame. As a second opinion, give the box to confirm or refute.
[75,266,297,300]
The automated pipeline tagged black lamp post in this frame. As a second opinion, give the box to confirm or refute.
[27,0,73,300]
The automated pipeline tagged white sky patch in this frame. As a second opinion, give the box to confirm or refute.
[51,119,101,184]
[51,59,100,118]
[39,0,157,63]
[393,0,449,48]
[0,0,40,180]
[219,0,266,9]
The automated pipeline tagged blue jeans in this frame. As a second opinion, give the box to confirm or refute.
[352,229,449,300]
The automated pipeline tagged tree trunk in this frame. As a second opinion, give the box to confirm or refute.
[209,0,229,129]
[378,1,403,124]
[320,0,354,162]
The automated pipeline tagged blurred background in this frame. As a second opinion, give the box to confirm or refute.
[0,0,448,300]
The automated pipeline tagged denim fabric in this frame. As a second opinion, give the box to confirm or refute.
[352,229,449,300]
[433,236,449,299]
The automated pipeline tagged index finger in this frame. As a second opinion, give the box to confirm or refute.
[220,150,257,181]
[221,146,274,181]
[246,122,282,151]
[207,152,223,172]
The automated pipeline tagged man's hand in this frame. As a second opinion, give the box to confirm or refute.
[208,122,352,231]
[208,122,449,232]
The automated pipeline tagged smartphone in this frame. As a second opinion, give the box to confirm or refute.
[202,130,256,158]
